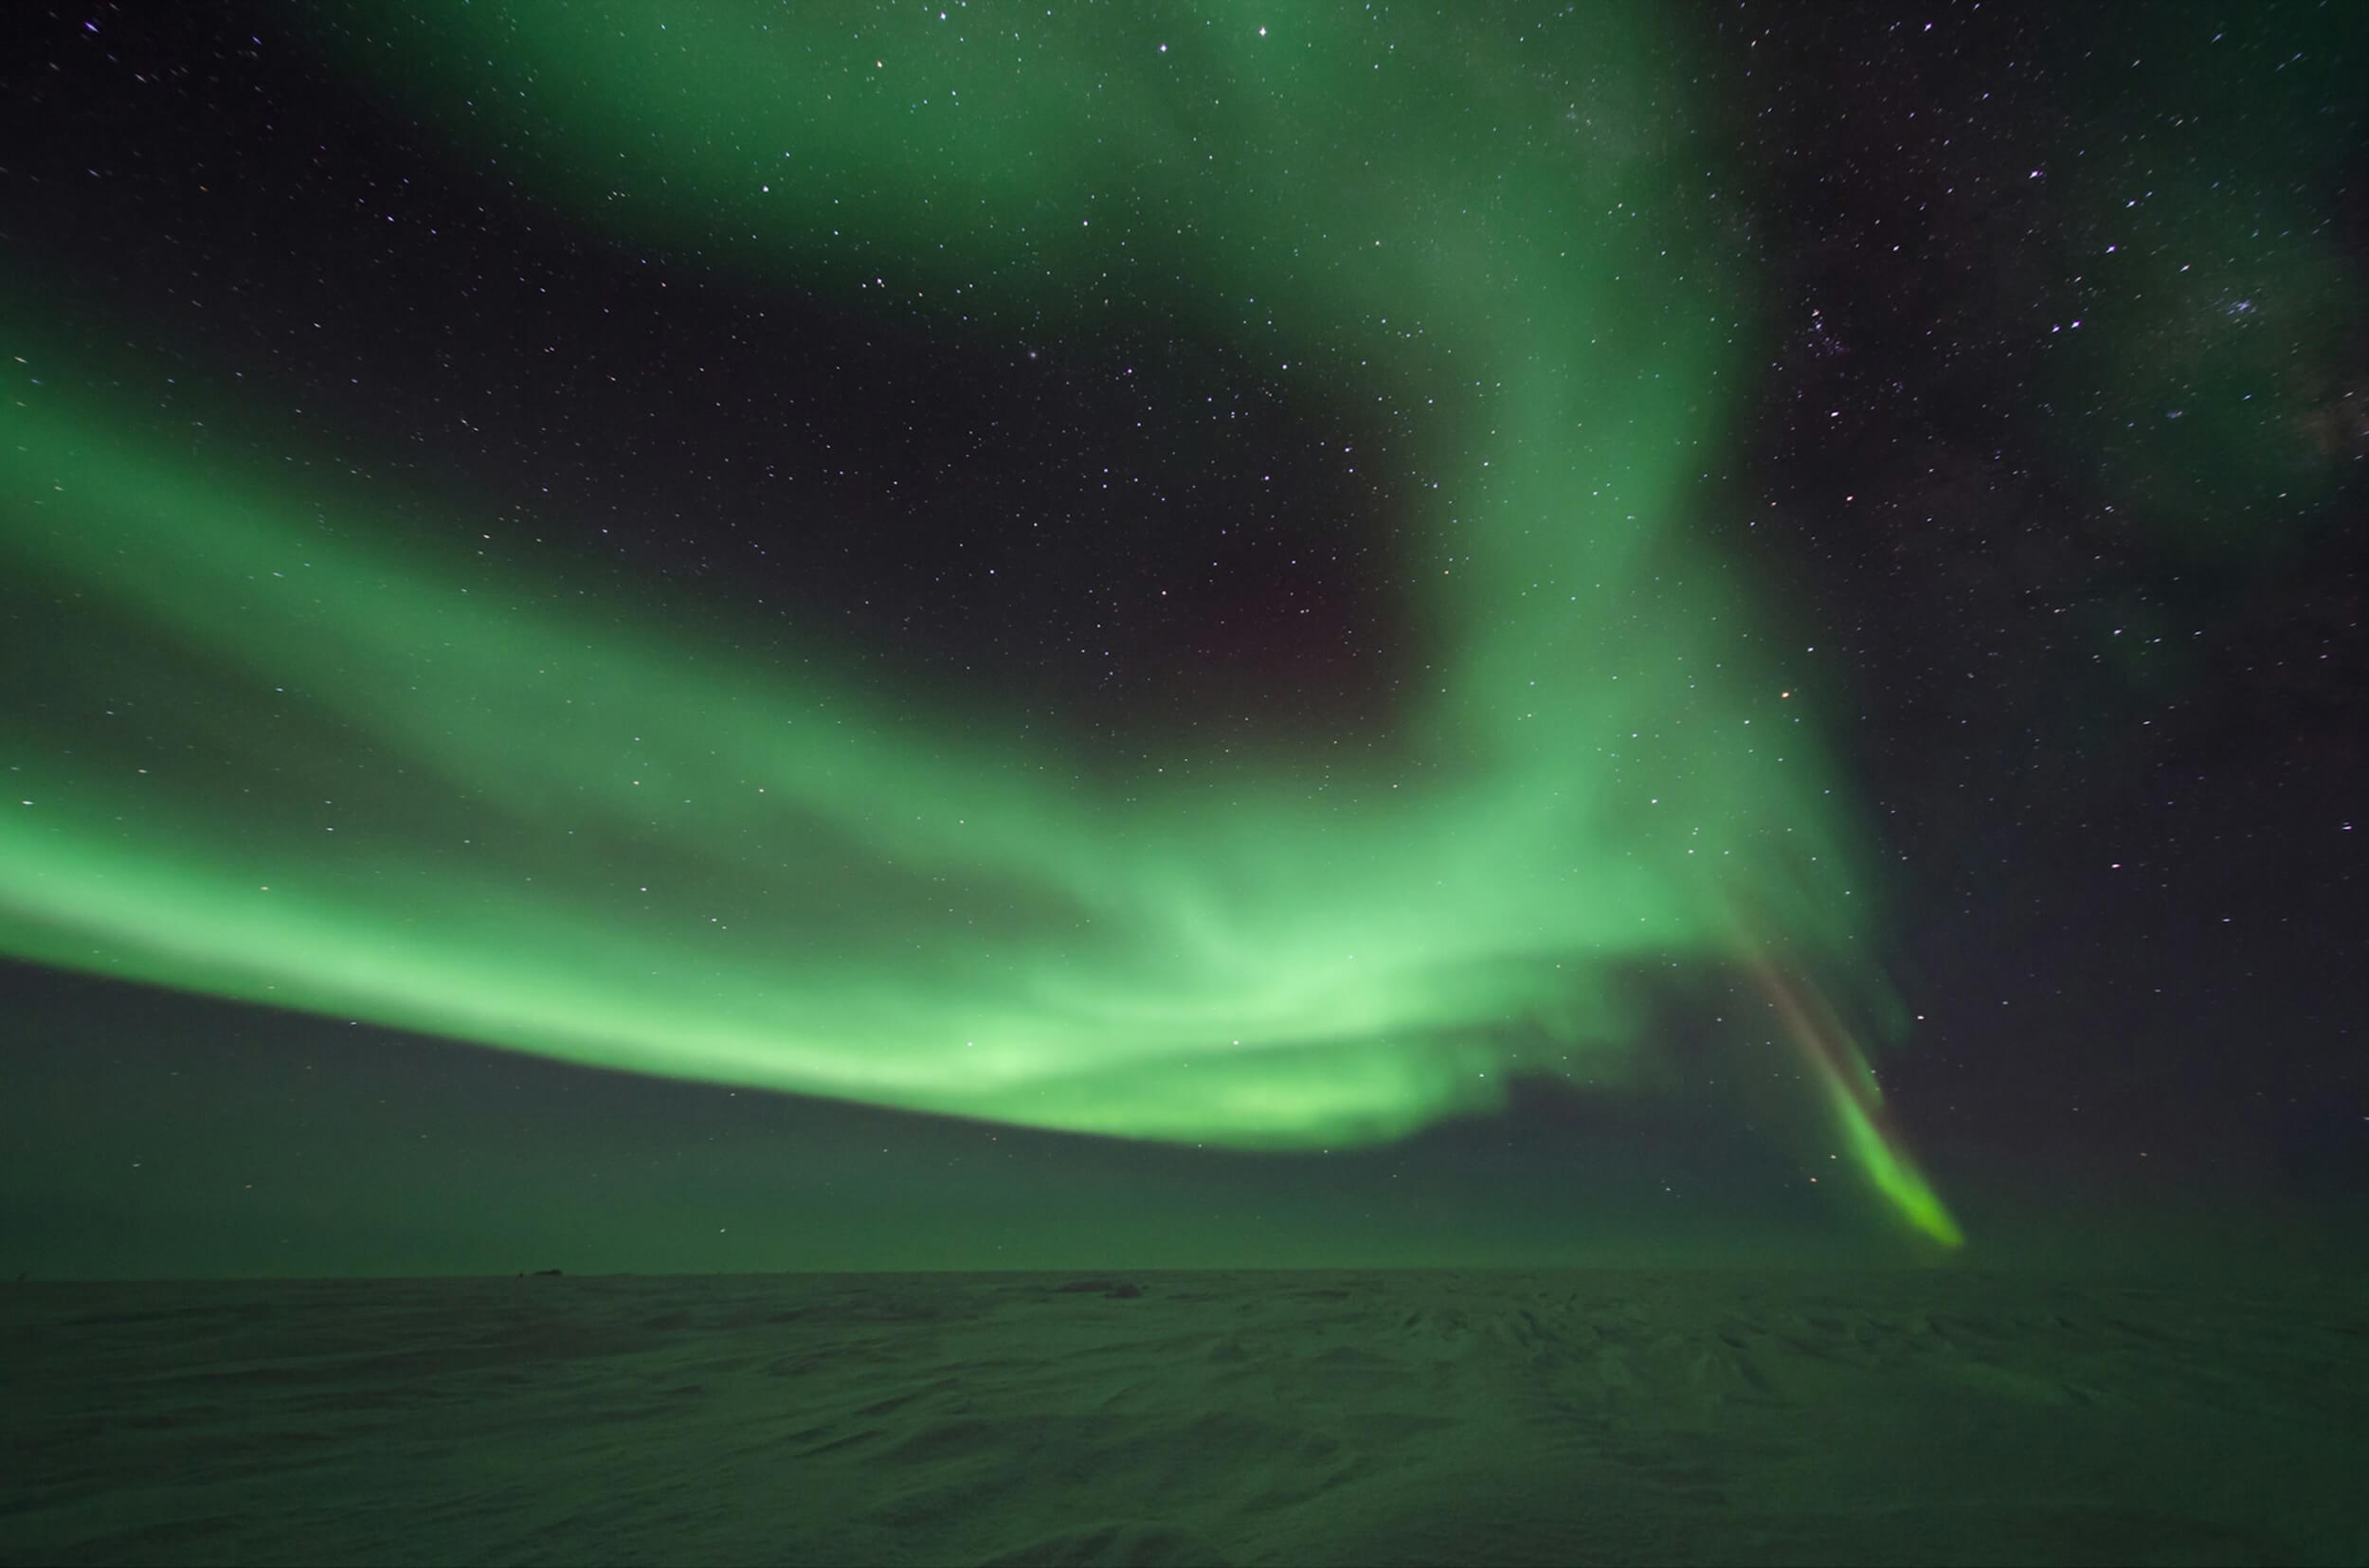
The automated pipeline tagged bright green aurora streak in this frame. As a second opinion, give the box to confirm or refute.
[0,3,1958,1243]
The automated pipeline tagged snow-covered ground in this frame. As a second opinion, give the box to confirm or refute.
[6,1268,2364,1565]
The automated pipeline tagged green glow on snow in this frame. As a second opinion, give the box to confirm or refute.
[0,2,1953,1237]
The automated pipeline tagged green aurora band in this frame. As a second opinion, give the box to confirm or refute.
[0,3,1959,1243]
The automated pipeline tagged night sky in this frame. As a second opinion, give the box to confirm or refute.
[3,1,2362,1278]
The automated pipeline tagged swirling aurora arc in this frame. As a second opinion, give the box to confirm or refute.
[0,3,1959,1245]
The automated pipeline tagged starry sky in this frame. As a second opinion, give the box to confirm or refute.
[2,1,2362,1277]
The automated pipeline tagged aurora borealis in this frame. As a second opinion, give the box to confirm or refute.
[0,3,1958,1235]
[7,1,2366,1283]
